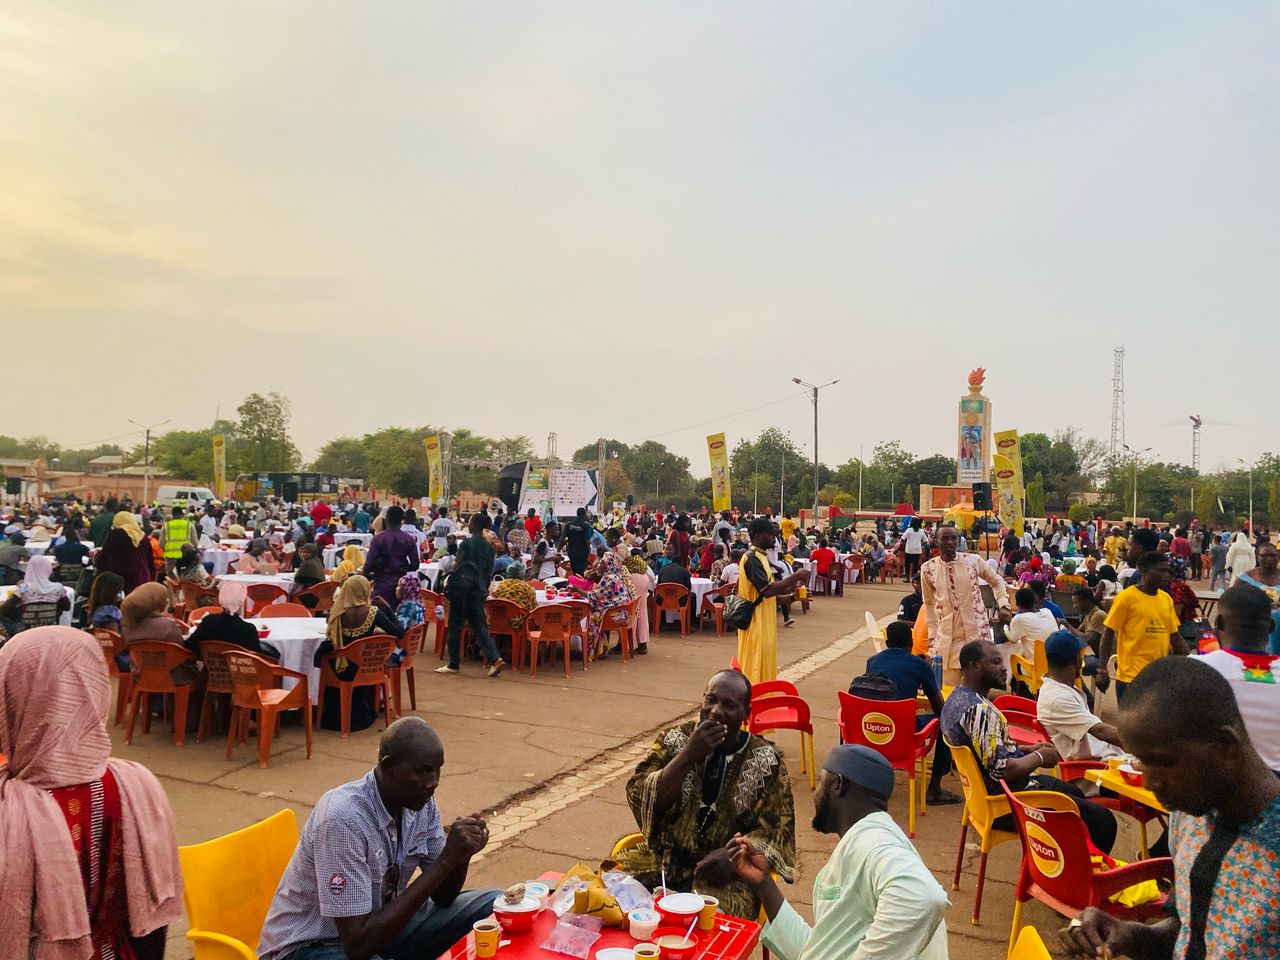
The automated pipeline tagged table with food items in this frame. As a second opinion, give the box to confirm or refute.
[445,873,760,960]
[1084,757,1168,815]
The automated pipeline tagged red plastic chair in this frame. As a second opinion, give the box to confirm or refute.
[317,635,395,737]
[843,553,866,585]
[525,606,581,677]
[699,585,729,635]
[993,694,1039,713]
[420,589,449,658]
[836,691,938,836]
[196,641,239,742]
[484,598,529,669]
[187,605,222,624]
[1001,708,1051,749]
[748,684,815,790]
[256,603,312,619]
[125,641,201,747]
[388,624,426,715]
[1002,785,1172,955]
[224,649,313,768]
[92,627,131,727]
[652,583,692,636]
[296,581,338,615]
[244,583,290,616]
[599,597,641,661]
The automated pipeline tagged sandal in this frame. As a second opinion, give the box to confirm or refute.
[926,789,963,805]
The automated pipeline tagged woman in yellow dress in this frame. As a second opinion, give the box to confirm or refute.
[736,517,810,684]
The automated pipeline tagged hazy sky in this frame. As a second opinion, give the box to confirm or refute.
[3,3,1275,475]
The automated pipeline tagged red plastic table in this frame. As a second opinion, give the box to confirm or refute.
[440,873,762,960]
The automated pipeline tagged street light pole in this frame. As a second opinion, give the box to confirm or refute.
[1239,459,1254,532]
[793,378,839,527]
[128,418,171,504]
[753,454,759,514]
[857,444,864,514]
[1123,444,1151,520]
[656,460,664,505]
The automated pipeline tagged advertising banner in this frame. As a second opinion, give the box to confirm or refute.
[993,454,1025,537]
[707,432,731,511]
[424,435,443,501]
[211,434,226,499]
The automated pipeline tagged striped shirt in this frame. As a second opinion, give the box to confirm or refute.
[259,769,446,960]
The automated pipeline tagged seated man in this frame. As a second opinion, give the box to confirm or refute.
[808,539,839,591]
[655,539,692,590]
[618,670,796,920]
[729,745,948,960]
[1036,631,1125,762]
[1002,586,1057,676]
[864,620,960,805]
[941,640,1117,853]
[1063,657,1280,960]
[1200,584,1280,774]
[896,572,923,623]
[258,717,499,960]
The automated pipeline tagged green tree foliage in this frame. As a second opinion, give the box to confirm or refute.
[311,437,367,478]
[571,439,631,464]
[1067,502,1094,524]
[152,421,239,481]
[235,393,300,472]
[1026,472,1047,518]
[622,440,693,502]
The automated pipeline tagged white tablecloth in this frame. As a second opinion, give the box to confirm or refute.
[0,585,76,625]
[22,541,52,556]
[322,544,367,569]
[790,558,818,589]
[420,562,442,589]
[203,547,245,576]
[246,617,327,703]
[334,533,372,547]
[220,572,296,590]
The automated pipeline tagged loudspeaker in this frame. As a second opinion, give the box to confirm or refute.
[5,477,21,495]
[281,481,299,502]
[972,482,993,512]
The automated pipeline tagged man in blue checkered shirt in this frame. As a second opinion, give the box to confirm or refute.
[259,717,500,960]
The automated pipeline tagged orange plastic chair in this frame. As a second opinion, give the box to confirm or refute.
[168,579,211,622]
[244,583,289,616]
[563,599,591,655]
[946,737,1019,924]
[598,597,641,661]
[296,580,338,615]
[196,641,239,743]
[836,692,936,835]
[388,624,426,715]
[843,553,866,584]
[484,598,529,668]
[1003,785,1172,955]
[165,577,186,620]
[187,605,222,624]
[420,589,449,659]
[699,585,728,635]
[178,808,299,959]
[92,627,132,727]
[749,681,816,789]
[125,640,201,747]
[652,583,692,636]
[255,603,312,619]
[317,635,394,737]
[525,605,581,677]
[224,649,313,768]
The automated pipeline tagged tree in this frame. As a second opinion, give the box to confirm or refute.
[235,393,299,472]
[598,459,633,504]
[153,421,239,483]
[1026,472,1047,518]
[904,454,954,489]
[311,437,368,478]
[623,441,693,502]
[1067,502,1094,525]
[362,428,424,494]
[571,439,631,464]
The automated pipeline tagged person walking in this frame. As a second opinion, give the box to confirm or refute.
[438,513,505,677]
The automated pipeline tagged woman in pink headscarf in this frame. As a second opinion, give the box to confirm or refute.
[0,626,183,959]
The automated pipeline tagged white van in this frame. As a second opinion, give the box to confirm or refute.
[154,485,217,508]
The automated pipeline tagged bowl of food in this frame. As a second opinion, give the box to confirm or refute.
[256,625,271,638]
[1118,762,1144,787]
[492,885,540,934]
[651,927,697,960]
[655,892,703,928]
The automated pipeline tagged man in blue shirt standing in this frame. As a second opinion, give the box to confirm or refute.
[863,621,960,805]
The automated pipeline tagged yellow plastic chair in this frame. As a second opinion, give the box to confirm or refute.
[1010,925,1052,960]
[1009,640,1047,694]
[946,738,1019,925]
[179,809,299,959]
[610,832,645,859]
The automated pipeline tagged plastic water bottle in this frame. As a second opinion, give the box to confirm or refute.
[931,655,943,686]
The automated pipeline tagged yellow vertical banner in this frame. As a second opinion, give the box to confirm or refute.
[994,429,1023,494]
[211,434,226,499]
[993,454,1024,537]
[707,433,731,511]
[424,435,443,501]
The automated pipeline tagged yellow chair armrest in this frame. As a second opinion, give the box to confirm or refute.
[186,929,258,960]
[1009,654,1032,677]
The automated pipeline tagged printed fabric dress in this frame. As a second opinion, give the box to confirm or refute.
[617,720,797,920]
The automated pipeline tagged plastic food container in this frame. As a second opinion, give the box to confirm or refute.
[628,907,660,940]
[492,894,541,934]
[651,928,697,960]
[655,893,702,928]
[1118,763,1145,787]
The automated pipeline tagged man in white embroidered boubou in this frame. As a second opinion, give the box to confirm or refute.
[616,670,797,919]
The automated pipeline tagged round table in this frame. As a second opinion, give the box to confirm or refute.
[219,572,296,590]
[245,616,327,703]
[420,562,442,590]
[0,584,76,625]
[203,547,245,576]
[333,533,372,548]
[21,541,52,556]
[323,544,368,569]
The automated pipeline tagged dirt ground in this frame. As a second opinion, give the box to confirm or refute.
[108,579,1130,959]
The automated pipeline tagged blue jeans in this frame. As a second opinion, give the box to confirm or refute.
[1210,568,1228,591]
[285,887,500,960]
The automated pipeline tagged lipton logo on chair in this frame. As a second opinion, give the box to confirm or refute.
[861,712,895,745]
[1025,823,1064,878]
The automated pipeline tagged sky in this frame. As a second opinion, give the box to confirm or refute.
[3,2,1276,476]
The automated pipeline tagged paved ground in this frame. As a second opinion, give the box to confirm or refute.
[106,579,1130,959]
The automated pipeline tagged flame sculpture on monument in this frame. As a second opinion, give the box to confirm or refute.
[956,367,991,485]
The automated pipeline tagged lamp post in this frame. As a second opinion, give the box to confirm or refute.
[857,444,864,514]
[1123,444,1151,520]
[1238,459,1254,533]
[753,453,759,514]
[128,418,171,504]
[792,377,840,526]
[656,460,664,504]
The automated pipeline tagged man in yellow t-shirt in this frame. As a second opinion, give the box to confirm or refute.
[1097,553,1188,701]
[779,513,797,544]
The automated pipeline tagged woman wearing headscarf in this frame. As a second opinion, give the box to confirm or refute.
[0,553,72,637]
[96,511,154,595]
[313,575,403,732]
[331,543,364,584]
[491,562,537,617]
[362,505,420,610]
[173,544,219,607]
[184,581,280,660]
[394,572,426,630]
[0,627,183,960]
[1054,558,1087,593]
[584,551,637,660]
[233,539,279,575]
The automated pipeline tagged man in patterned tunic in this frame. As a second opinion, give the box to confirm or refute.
[922,526,1011,685]
[617,670,796,919]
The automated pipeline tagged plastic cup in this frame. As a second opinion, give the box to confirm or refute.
[697,896,718,931]
[633,945,661,960]
[473,919,501,958]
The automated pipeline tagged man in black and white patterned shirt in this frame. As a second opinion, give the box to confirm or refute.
[259,717,499,960]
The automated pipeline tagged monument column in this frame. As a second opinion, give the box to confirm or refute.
[956,368,991,486]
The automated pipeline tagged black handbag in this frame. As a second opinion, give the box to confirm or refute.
[722,592,762,630]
